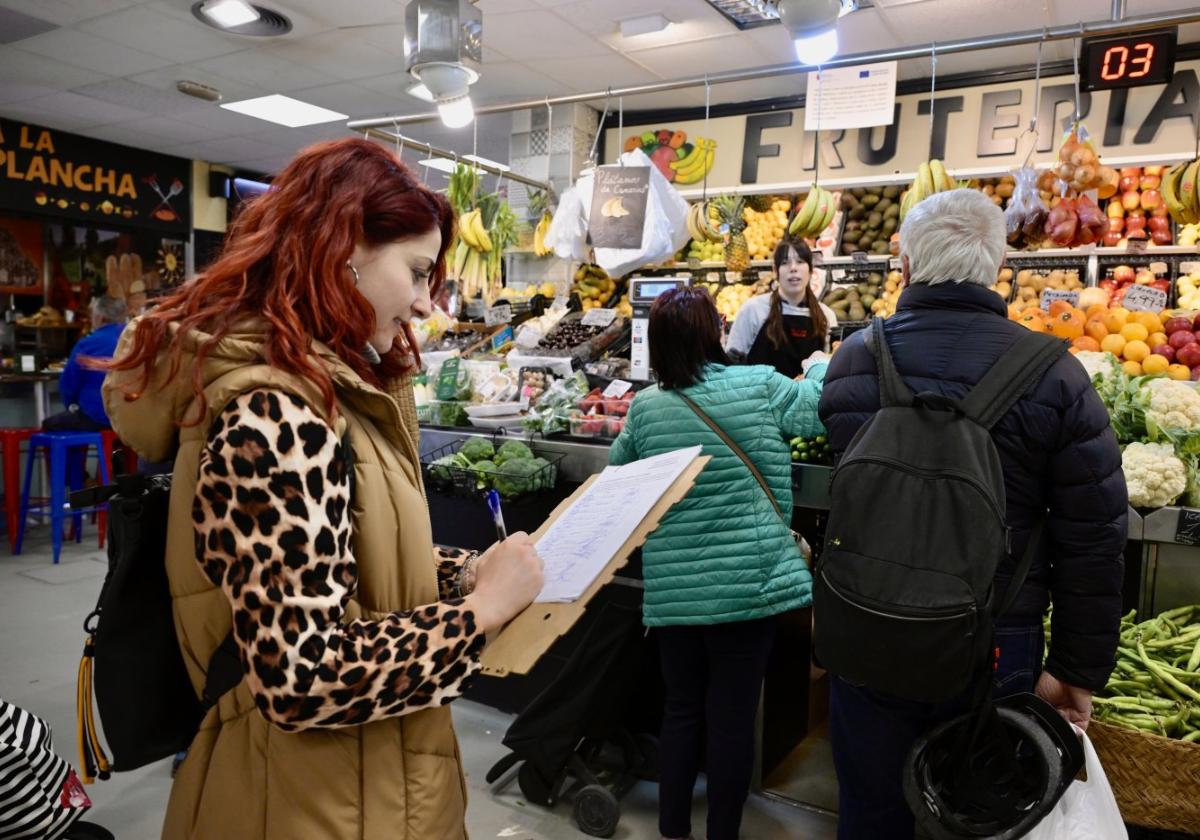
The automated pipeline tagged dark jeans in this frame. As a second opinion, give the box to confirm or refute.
[42,408,108,432]
[657,617,777,840]
[830,623,1045,840]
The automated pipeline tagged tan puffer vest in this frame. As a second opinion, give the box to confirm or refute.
[103,324,467,840]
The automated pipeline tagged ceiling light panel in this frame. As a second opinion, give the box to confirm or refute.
[220,93,347,127]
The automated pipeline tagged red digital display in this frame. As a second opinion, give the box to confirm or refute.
[1082,30,1175,91]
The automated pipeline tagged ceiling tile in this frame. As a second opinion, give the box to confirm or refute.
[129,63,269,104]
[476,0,541,11]
[170,134,283,165]
[623,33,758,77]
[288,81,393,118]
[263,30,402,82]
[109,114,240,144]
[0,6,58,43]
[0,100,98,131]
[71,78,210,117]
[77,5,244,63]
[0,0,141,26]
[171,103,276,136]
[482,11,613,60]
[15,89,148,129]
[524,54,658,90]
[0,82,61,106]
[471,62,570,103]
[191,49,339,93]
[16,27,172,77]
[75,121,184,149]
[0,46,106,89]
[264,0,405,28]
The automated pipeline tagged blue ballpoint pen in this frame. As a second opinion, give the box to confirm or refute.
[486,489,508,542]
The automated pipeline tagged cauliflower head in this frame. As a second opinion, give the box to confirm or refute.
[1143,378,1200,432]
[1122,441,1187,508]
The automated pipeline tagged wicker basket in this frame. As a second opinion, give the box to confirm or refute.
[1088,719,1200,833]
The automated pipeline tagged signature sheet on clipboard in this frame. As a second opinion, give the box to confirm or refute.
[533,445,703,603]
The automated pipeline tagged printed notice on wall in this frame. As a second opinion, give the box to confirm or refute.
[588,165,650,249]
[804,62,898,131]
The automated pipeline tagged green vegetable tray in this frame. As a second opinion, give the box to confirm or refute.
[421,437,564,500]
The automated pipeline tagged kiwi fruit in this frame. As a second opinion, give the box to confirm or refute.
[884,204,900,220]
[841,193,860,211]
[849,206,867,221]
[861,193,880,208]
[882,218,898,236]
[867,212,884,228]
[851,188,867,199]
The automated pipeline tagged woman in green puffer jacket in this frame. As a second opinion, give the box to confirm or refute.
[610,286,827,840]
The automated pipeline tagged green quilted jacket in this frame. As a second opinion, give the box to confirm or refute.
[610,363,825,626]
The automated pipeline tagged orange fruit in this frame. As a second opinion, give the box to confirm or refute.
[1072,336,1101,352]
[1149,332,1168,350]
[1124,339,1151,362]
[1017,311,1049,333]
[1142,354,1170,375]
[1168,364,1193,381]
[1100,334,1127,356]
[1048,300,1074,317]
[1124,360,1144,376]
[1007,304,1022,320]
[1103,310,1129,334]
[1050,311,1086,340]
[1085,304,1109,319]
[1085,319,1109,342]
[1120,323,1150,343]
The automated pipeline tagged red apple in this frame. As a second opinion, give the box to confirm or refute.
[1153,345,1177,363]
[1168,330,1194,350]
[1148,215,1171,234]
[1145,165,1166,177]
[1177,343,1200,368]
[1140,175,1162,191]
[1166,316,1194,335]
[1113,265,1136,284]
[1120,166,1142,178]
[1141,190,1162,211]
[1153,204,1170,217]
[1109,217,1126,233]
[1152,228,1173,246]
[1192,312,1200,331]
[1127,207,1146,219]
[1106,201,1126,219]
[1103,230,1123,247]
[1121,190,1142,210]
[1126,219,1147,235]
[1153,279,1172,293]
[1135,269,1156,285]
[1119,176,1140,193]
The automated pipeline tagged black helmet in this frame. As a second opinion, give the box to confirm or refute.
[903,693,1084,839]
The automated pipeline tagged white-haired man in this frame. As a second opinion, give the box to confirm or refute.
[44,295,128,432]
[818,188,1127,839]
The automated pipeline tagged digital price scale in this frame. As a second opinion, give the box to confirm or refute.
[629,276,691,381]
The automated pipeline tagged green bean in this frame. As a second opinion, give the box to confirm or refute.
[1138,640,1200,702]
[1094,695,1179,712]
[1189,635,1200,672]
[1160,605,1196,624]
[1184,730,1200,743]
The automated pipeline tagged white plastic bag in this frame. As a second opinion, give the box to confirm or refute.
[590,149,691,277]
[1024,726,1127,840]
[545,176,593,262]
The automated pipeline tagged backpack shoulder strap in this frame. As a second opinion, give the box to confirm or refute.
[960,332,1069,430]
[863,317,913,407]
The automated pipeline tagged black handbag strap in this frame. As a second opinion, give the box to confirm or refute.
[677,392,788,524]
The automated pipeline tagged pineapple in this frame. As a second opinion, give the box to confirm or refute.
[714,194,749,272]
[746,194,773,213]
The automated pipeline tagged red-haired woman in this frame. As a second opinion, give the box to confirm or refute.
[102,138,543,840]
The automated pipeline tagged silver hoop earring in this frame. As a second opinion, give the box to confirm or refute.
[347,262,361,285]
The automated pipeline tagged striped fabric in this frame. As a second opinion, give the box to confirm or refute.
[0,700,85,840]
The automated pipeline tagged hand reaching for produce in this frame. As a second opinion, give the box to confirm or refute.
[465,532,545,637]
[1035,671,1094,731]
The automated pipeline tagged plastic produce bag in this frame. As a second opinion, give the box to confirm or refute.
[1004,166,1048,246]
[545,175,593,262]
[587,149,691,278]
[1024,726,1127,840]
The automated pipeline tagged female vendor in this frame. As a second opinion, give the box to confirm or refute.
[726,237,837,377]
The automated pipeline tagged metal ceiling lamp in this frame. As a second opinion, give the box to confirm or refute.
[404,0,482,129]
[778,0,846,64]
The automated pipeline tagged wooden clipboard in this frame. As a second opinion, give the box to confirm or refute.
[480,454,710,677]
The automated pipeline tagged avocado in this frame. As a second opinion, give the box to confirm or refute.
[867,212,884,229]
[851,188,867,199]
[884,204,901,220]
[882,218,898,236]
[861,193,880,208]
[841,193,860,211]
[876,198,893,214]
[849,206,866,221]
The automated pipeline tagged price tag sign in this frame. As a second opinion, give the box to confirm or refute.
[1180,261,1200,274]
[852,250,870,266]
[1174,508,1200,546]
[435,356,461,401]
[484,304,512,327]
[19,355,36,374]
[582,308,617,327]
[1039,289,1080,312]
[1126,237,1149,254]
[889,257,902,271]
[706,272,721,284]
[1123,285,1168,313]
[490,325,515,351]
[603,379,633,398]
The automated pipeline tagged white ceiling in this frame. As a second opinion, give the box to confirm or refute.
[0,0,1198,175]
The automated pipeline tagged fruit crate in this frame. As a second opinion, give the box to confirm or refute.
[1004,257,1090,313]
[421,436,564,500]
[1096,253,1177,309]
[822,264,887,325]
[836,185,904,258]
[534,312,628,361]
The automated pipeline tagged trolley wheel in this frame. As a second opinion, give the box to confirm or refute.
[573,784,619,838]
[518,761,557,807]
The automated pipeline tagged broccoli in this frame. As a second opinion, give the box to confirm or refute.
[493,458,542,499]
[528,456,552,491]
[495,439,534,466]
[472,459,498,491]
[460,437,495,464]
[429,454,460,483]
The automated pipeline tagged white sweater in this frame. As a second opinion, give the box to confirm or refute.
[726,294,838,357]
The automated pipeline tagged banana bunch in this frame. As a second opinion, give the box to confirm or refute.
[1162,160,1200,225]
[671,138,717,185]
[533,212,553,257]
[458,208,492,253]
[686,201,723,244]
[899,159,956,220]
[788,186,836,239]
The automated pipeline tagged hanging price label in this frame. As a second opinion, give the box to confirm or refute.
[852,251,870,266]
[1039,289,1079,312]
[1122,285,1168,313]
[603,379,633,398]
[582,308,617,327]
[484,304,512,326]
[1126,237,1149,254]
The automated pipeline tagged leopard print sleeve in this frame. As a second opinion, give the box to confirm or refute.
[193,389,487,732]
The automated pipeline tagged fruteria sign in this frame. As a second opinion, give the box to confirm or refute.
[0,118,191,233]
[603,59,1200,190]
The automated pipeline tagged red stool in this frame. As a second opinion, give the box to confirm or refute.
[98,431,138,549]
[1,428,42,551]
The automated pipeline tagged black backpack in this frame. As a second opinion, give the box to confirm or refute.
[814,317,1066,703]
[74,438,354,781]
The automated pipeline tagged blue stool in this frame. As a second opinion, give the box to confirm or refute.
[15,432,110,564]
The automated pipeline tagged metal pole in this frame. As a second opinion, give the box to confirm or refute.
[348,9,1200,130]
[1111,0,1127,22]
[364,127,552,192]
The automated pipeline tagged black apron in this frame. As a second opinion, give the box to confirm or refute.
[745,312,823,379]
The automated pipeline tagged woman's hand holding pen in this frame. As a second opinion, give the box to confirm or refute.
[464,533,545,636]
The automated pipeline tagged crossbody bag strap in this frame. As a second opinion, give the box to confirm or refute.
[676,392,786,521]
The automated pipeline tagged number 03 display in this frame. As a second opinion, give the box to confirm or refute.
[1081,30,1176,91]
